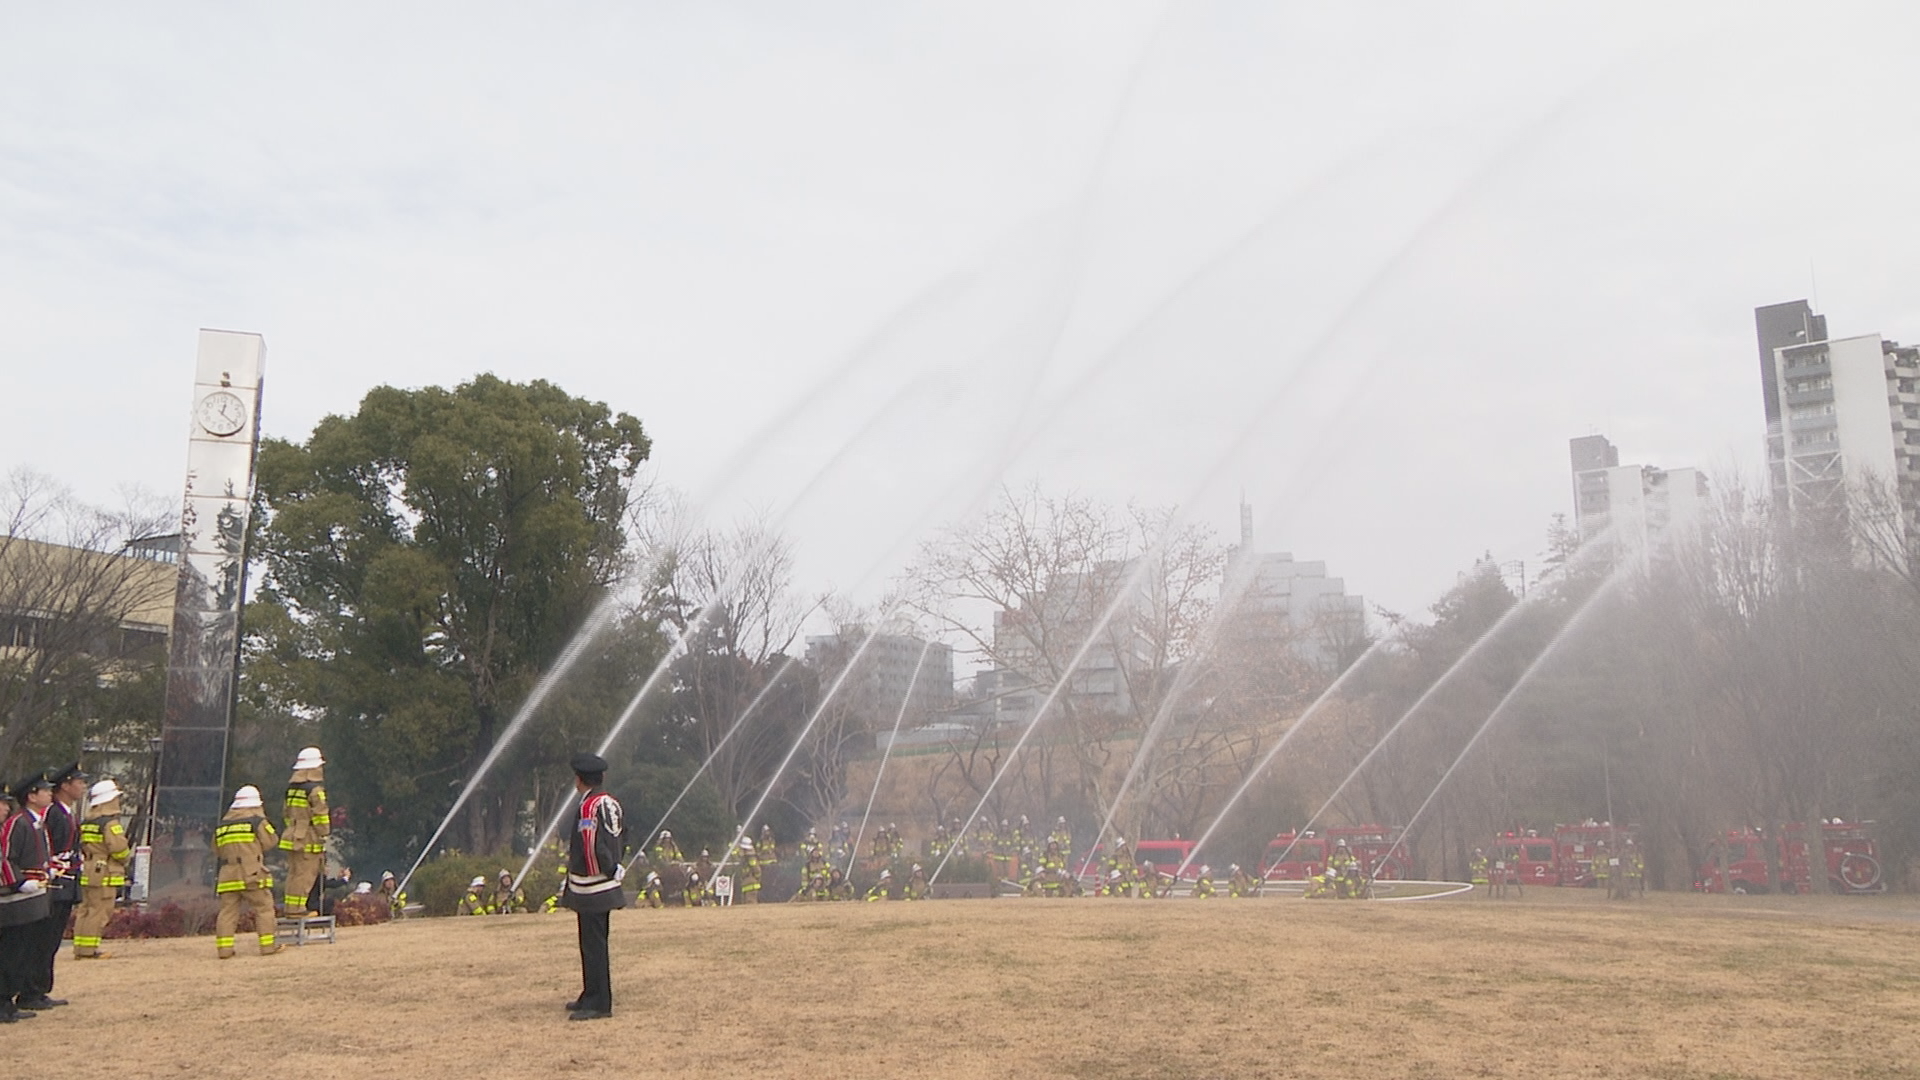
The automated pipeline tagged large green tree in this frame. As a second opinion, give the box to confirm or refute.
[251,376,650,865]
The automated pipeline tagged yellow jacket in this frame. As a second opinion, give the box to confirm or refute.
[214,810,277,893]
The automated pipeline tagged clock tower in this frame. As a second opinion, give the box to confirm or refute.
[151,329,266,889]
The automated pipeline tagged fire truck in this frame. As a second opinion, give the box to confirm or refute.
[1488,830,1561,886]
[1551,822,1637,887]
[1259,831,1328,881]
[1132,839,1201,882]
[1326,825,1410,880]
[1694,820,1885,895]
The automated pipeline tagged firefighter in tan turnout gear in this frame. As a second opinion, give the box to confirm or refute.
[214,786,282,958]
[279,747,330,917]
[73,778,131,959]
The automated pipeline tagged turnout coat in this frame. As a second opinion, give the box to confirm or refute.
[562,787,627,913]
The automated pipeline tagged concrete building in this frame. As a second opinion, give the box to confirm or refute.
[1756,301,1920,552]
[987,561,1153,727]
[805,627,954,728]
[1569,434,1708,567]
[1225,504,1367,671]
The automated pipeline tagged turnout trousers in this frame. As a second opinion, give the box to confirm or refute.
[216,886,279,957]
[576,909,612,1013]
[73,887,116,957]
[283,850,323,915]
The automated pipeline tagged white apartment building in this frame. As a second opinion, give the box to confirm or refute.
[1223,504,1367,672]
[1765,325,1920,545]
[1569,434,1708,567]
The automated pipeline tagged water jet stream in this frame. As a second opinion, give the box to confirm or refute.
[1381,566,1633,874]
[847,638,935,876]
[1205,537,1615,883]
[618,655,802,876]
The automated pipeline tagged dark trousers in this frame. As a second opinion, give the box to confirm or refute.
[29,901,73,996]
[576,909,611,1012]
[0,924,37,1006]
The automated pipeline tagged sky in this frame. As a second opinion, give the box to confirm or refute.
[4,2,1919,638]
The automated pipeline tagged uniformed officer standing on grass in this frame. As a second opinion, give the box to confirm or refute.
[562,753,626,1021]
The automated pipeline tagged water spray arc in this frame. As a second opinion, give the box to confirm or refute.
[1155,633,1395,880]
[1381,567,1634,876]
[1202,538,1616,884]
[846,639,935,876]
[620,655,802,876]
[397,597,619,896]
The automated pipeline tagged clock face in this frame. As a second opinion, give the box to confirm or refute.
[196,390,249,437]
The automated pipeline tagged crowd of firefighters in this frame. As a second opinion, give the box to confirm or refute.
[1471,837,1646,899]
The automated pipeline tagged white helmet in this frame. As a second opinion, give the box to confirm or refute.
[879,869,892,879]
[88,778,123,804]
[1057,816,1067,824]
[660,830,672,839]
[293,746,324,770]
[354,882,373,894]
[382,870,396,881]
[230,785,264,810]
[1201,865,1211,875]
[739,838,755,851]
[911,864,922,872]
[469,876,486,888]
[1229,863,1240,872]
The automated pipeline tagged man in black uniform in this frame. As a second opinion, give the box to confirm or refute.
[0,775,53,1023]
[561,752,626,1021]
[28,763,86,1009]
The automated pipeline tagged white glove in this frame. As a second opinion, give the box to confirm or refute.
[17,879,45,897]
[613,864,626,884]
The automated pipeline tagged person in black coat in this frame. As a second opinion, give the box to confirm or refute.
[560,753,626,1021]
[0,775,53,1023]
[28,762,87,1008]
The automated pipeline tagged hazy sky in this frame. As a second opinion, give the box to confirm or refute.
[5,3,1918,631]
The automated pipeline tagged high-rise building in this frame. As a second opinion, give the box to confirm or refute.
[805,628,954,727]
[1568,434,1708,566]
[1755,302,1920,549]
[1224,505,1366,671]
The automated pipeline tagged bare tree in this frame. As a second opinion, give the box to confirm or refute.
[0,470,175,775]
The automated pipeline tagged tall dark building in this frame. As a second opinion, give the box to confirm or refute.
[1754,300,1827,428]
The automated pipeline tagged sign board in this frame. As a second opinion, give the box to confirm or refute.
[713,875,733,906]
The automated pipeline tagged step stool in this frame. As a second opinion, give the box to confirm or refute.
[276,914,336,945]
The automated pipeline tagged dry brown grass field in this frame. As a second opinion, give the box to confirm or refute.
[13,889,1920,1079]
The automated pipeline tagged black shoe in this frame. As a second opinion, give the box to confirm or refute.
[14,997,57,1011]
[565,999,584,1011]
[0,1008,31,1020]
[567,1009,613,1021]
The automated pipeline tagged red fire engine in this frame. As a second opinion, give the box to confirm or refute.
[1552,822,1636,887]
[1259,830,1328,881]
[1695,820,1885,895]
[1326,825,1410,880]
[1132,839,1200,882]
[1488,830,1560,886]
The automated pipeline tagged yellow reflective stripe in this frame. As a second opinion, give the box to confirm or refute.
[79,825,104,841]
[258,935,276,946]
[310,814,330,826]
[277,839,295,850]
[216,881,245,893]
[215,936,235,948]
[284,792,309,807]
[73,935,101,947]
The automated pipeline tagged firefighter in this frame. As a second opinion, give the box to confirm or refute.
[1038,841,1066,898]
[1591,842,1613,896]
[1227,863,1256,898]
[639,871,664,908]
[693,849,716,905]
[1049,816,1072,853]
[1469,848,1490,893]
[1623,840,1645,897]
[757,824,778,863]
[904,863,929,900]
[974,819,997,858]
[865,869,892,902]
[492,869,527,914]
[1330,841,1361,899]
[830,820,850,859]
[652,830,683,866]
[1305,866,1337,899]
[1107,837,1133,878]
[378,871,407,919]
[828,867,854,902]
[1138,861,1163,899]
[735,838,761,904]
[213,786,282,958]
[870,826,891,860]
[799,828,822,864]
[927,823,951,861]
[278,746,330,919]
[887,823,905,860]
[1193,865,1217,899]
[73,778,131,959]
[457,877,490,915]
